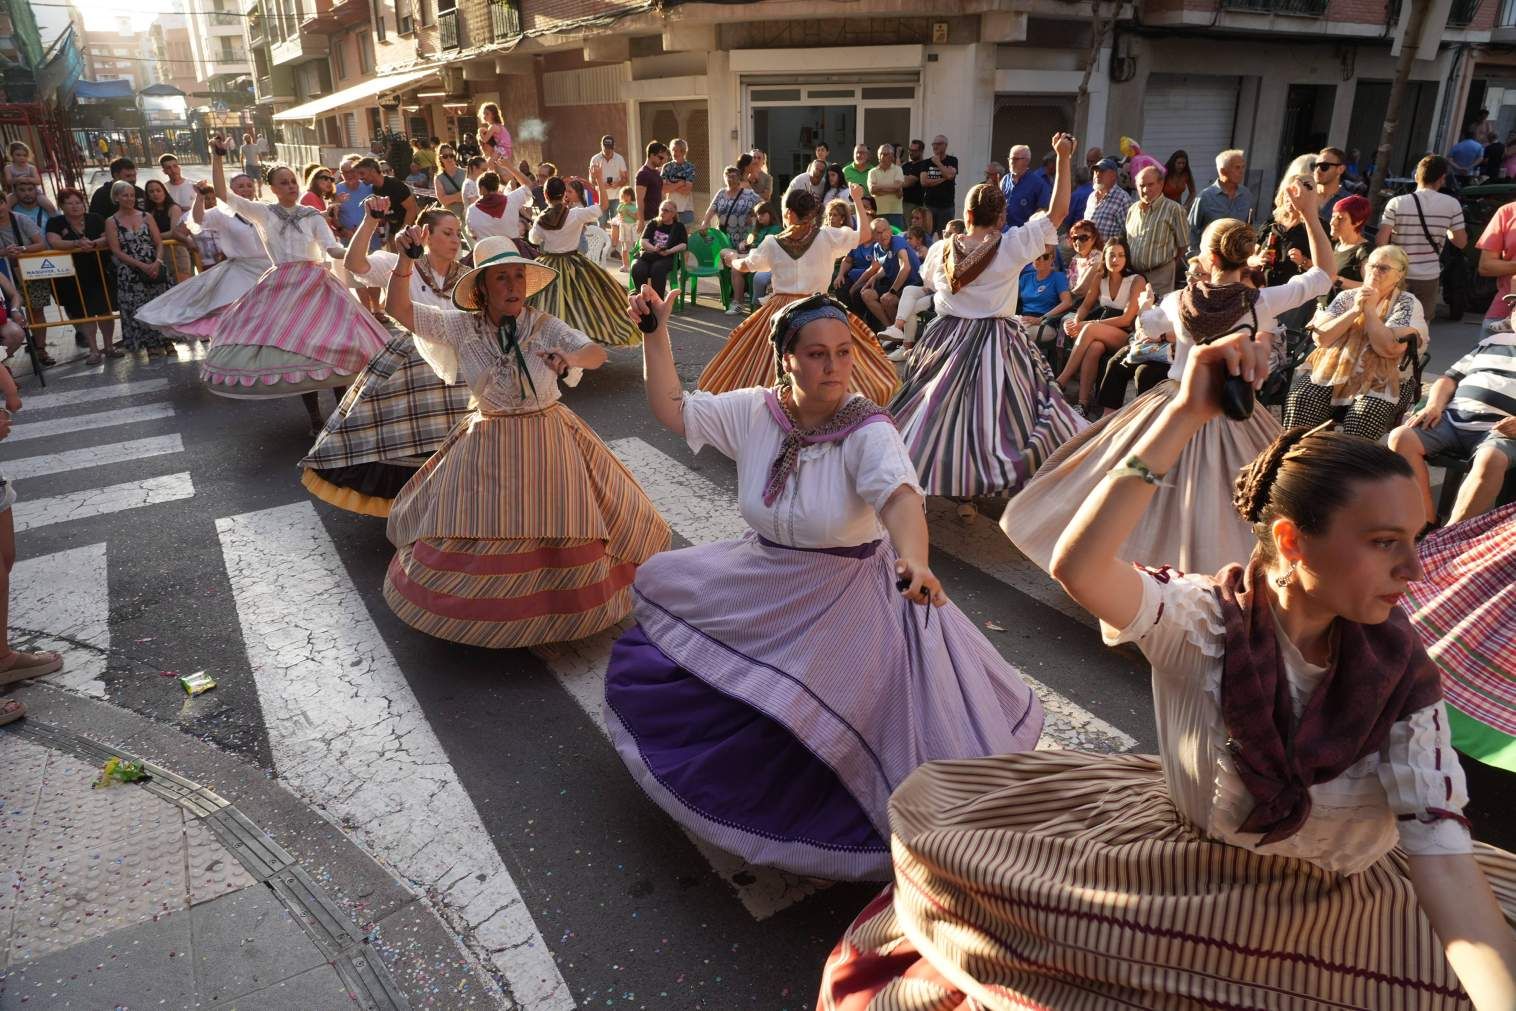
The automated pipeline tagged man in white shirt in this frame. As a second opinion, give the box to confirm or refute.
[1380,154,1468,320]
[786,159,827,200]
[157,154,200,210]
[461,155,486,208]
[588,135,628,226]
[465,170,534,243]
[867,144,906,228]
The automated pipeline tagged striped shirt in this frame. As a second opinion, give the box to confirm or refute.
[1124,195,1188,274]
[1381,188,1464,281]
[1444,332,1516,430]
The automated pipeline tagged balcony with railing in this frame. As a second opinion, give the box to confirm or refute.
[271,29,328,65]
[488,0,519,39]
[1387,0,1483,26]
[439,7,461,48]
[1218,0,1329,14]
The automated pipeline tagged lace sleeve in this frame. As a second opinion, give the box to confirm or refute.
[1100,566,1224,683]
[1378,703,1474,855]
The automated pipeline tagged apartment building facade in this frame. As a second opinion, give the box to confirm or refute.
[83,21,156,92]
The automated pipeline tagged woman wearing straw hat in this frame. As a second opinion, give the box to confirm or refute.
[298,200,477,517]
[380,227,670,648]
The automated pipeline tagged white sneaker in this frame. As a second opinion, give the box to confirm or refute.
[724,303,742,315]
[877,325,905,342]
[887,344,914,363]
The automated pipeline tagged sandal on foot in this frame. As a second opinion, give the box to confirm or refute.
[105,348,125,359]
[0,649,63,686]
[0,697,24,727]
[86,352,103,365]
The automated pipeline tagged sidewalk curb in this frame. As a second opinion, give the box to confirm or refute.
[6,683,507,1009]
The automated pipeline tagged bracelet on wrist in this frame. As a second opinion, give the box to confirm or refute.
[1108,453,1168,486]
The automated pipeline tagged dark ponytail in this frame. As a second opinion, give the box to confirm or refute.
[1233,426,1413,558]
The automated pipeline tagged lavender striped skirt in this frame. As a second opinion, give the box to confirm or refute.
[888,315,1085,498]
[604,531,1044,881]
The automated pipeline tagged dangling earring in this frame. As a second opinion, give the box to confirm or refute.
[1274,562,1297,588]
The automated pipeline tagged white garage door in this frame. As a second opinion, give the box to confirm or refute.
[1142,74,1240,189]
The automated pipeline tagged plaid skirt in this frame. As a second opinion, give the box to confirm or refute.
[383,403,670,649]
[1406,503,1516,773]
[819,751,1516,1011]
[696,293,900,407]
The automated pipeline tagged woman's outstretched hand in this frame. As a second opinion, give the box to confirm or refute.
[1175,329,1272,421]
[895,558,947,607]
[627,283,676,333]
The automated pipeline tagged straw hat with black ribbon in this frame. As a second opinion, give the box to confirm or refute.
[452,236,558,311]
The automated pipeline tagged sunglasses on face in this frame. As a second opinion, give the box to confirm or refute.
[1367,262,1401,274]
[1072,234,1095,243]
[1313,162,1341,171]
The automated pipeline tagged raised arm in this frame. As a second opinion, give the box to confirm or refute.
[848,182,869,248]
[1045,133,1076,228]
[628,283,685,435]
[384,225,421,331]
[1049,330,1270,628]
[1290,182,1334,287]
[344,195,386,277]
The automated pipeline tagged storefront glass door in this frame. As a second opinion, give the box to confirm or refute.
[747,81,917,192]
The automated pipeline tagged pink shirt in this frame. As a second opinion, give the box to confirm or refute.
[300,192,326,211]
[1476,201,1516,320]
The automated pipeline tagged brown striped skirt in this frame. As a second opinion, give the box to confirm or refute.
[818,750,1516,1011]
[696,293,900,407]
[383,402,671,649]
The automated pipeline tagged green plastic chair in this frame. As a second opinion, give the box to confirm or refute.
[625,241,688,312]
[681,228,733,310]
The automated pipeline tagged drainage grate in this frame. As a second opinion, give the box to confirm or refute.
[7,721,410,1011]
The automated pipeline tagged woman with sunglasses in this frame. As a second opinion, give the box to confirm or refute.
[1064,218,1105,305]
[607,285,1044,880]
[819,333,1516,1011]
[1003,181,1335,575]
[298,199,476,517]
[888,134,1086,518]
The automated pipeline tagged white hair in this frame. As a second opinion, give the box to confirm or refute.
[1009,144,1031,161]
[1215,149,1245,174]
[1135,164,1164,185]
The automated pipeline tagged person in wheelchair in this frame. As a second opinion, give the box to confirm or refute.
[1283,244,1428,441]
[1390,299,1516,530]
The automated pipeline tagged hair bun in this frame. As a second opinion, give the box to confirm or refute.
[1233,425,1316,524]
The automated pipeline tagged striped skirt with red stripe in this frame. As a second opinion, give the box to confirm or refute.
[202,261,389,397]
[696,293,900,407]
[383,403,671,649]
[819,751,1516,1011]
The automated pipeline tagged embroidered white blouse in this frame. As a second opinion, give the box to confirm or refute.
[681,387,923,549]
[921,213,1058,319]
[352,251,459,310]
[223,191,341,265]
[739,226,859,295]
[1105,565,1472,875]
[529,205,601,254]
[410,303,592,413]
[199,205,269,261]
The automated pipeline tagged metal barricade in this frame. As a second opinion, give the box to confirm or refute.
[11,238,202,385]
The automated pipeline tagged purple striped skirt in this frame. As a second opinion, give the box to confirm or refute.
[604,530,1044,881]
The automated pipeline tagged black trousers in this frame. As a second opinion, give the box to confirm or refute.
[1097,356,1169,412]
[630,253,676,297]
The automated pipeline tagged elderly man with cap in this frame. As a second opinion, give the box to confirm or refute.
[1083,155,1132,245]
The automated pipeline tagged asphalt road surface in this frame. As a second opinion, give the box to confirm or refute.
[5,301,1510,1010]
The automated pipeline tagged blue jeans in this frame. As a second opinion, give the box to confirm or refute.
[753,272,772,300]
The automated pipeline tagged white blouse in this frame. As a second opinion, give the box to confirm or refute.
[1104,565,1472,875]
[681,387,923,549]
[351,250,457,310]
[410,303,592,413]
[200,205,269,261]
[466,187,533,241]
[922,213,1057,319]
[1159,266,1332,381]
[1097,272,1141,312]
[529,205,601,254]
[224,191,341,265]
[740,226,859,295]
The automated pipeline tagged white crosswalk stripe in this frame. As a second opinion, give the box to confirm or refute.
[2,434,185,481]
[22,377,172,412]
[6,402,176,443]
[11,472,195,532]
[216,502,561,1010]
[8,542,110,698]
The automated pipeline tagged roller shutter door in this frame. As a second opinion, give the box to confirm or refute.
[1141,74,1240,187]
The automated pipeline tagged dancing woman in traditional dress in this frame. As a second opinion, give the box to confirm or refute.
[201,139,389,432]
[887,134,1085,512]
[696,185,899,406]
[1002,179,1335,575]
[527,176,640,347]
[819,337,1516,1011]
[298,200,476,517]
[136,174,272,343]
[605,286,1044,881]
[381,231,669,648]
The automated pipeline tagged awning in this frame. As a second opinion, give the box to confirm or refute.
[272,67,436,122]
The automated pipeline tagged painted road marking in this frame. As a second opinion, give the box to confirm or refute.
[22,377,171,412]
[12,472,195,533]
[8,542,110,698]
[216,502,567,1010]
[3,434,185,482]
[5,403,177,444]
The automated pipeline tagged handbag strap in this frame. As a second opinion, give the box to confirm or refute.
[1409,192,1444,256]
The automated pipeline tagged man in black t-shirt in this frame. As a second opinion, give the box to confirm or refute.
[89,157,146,218]
[630,199,689,297]
[356,157,418,244]
[919,135,959,234]
[901,138,929,228]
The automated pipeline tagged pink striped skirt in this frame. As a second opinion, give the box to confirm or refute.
[201,261,388,398]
